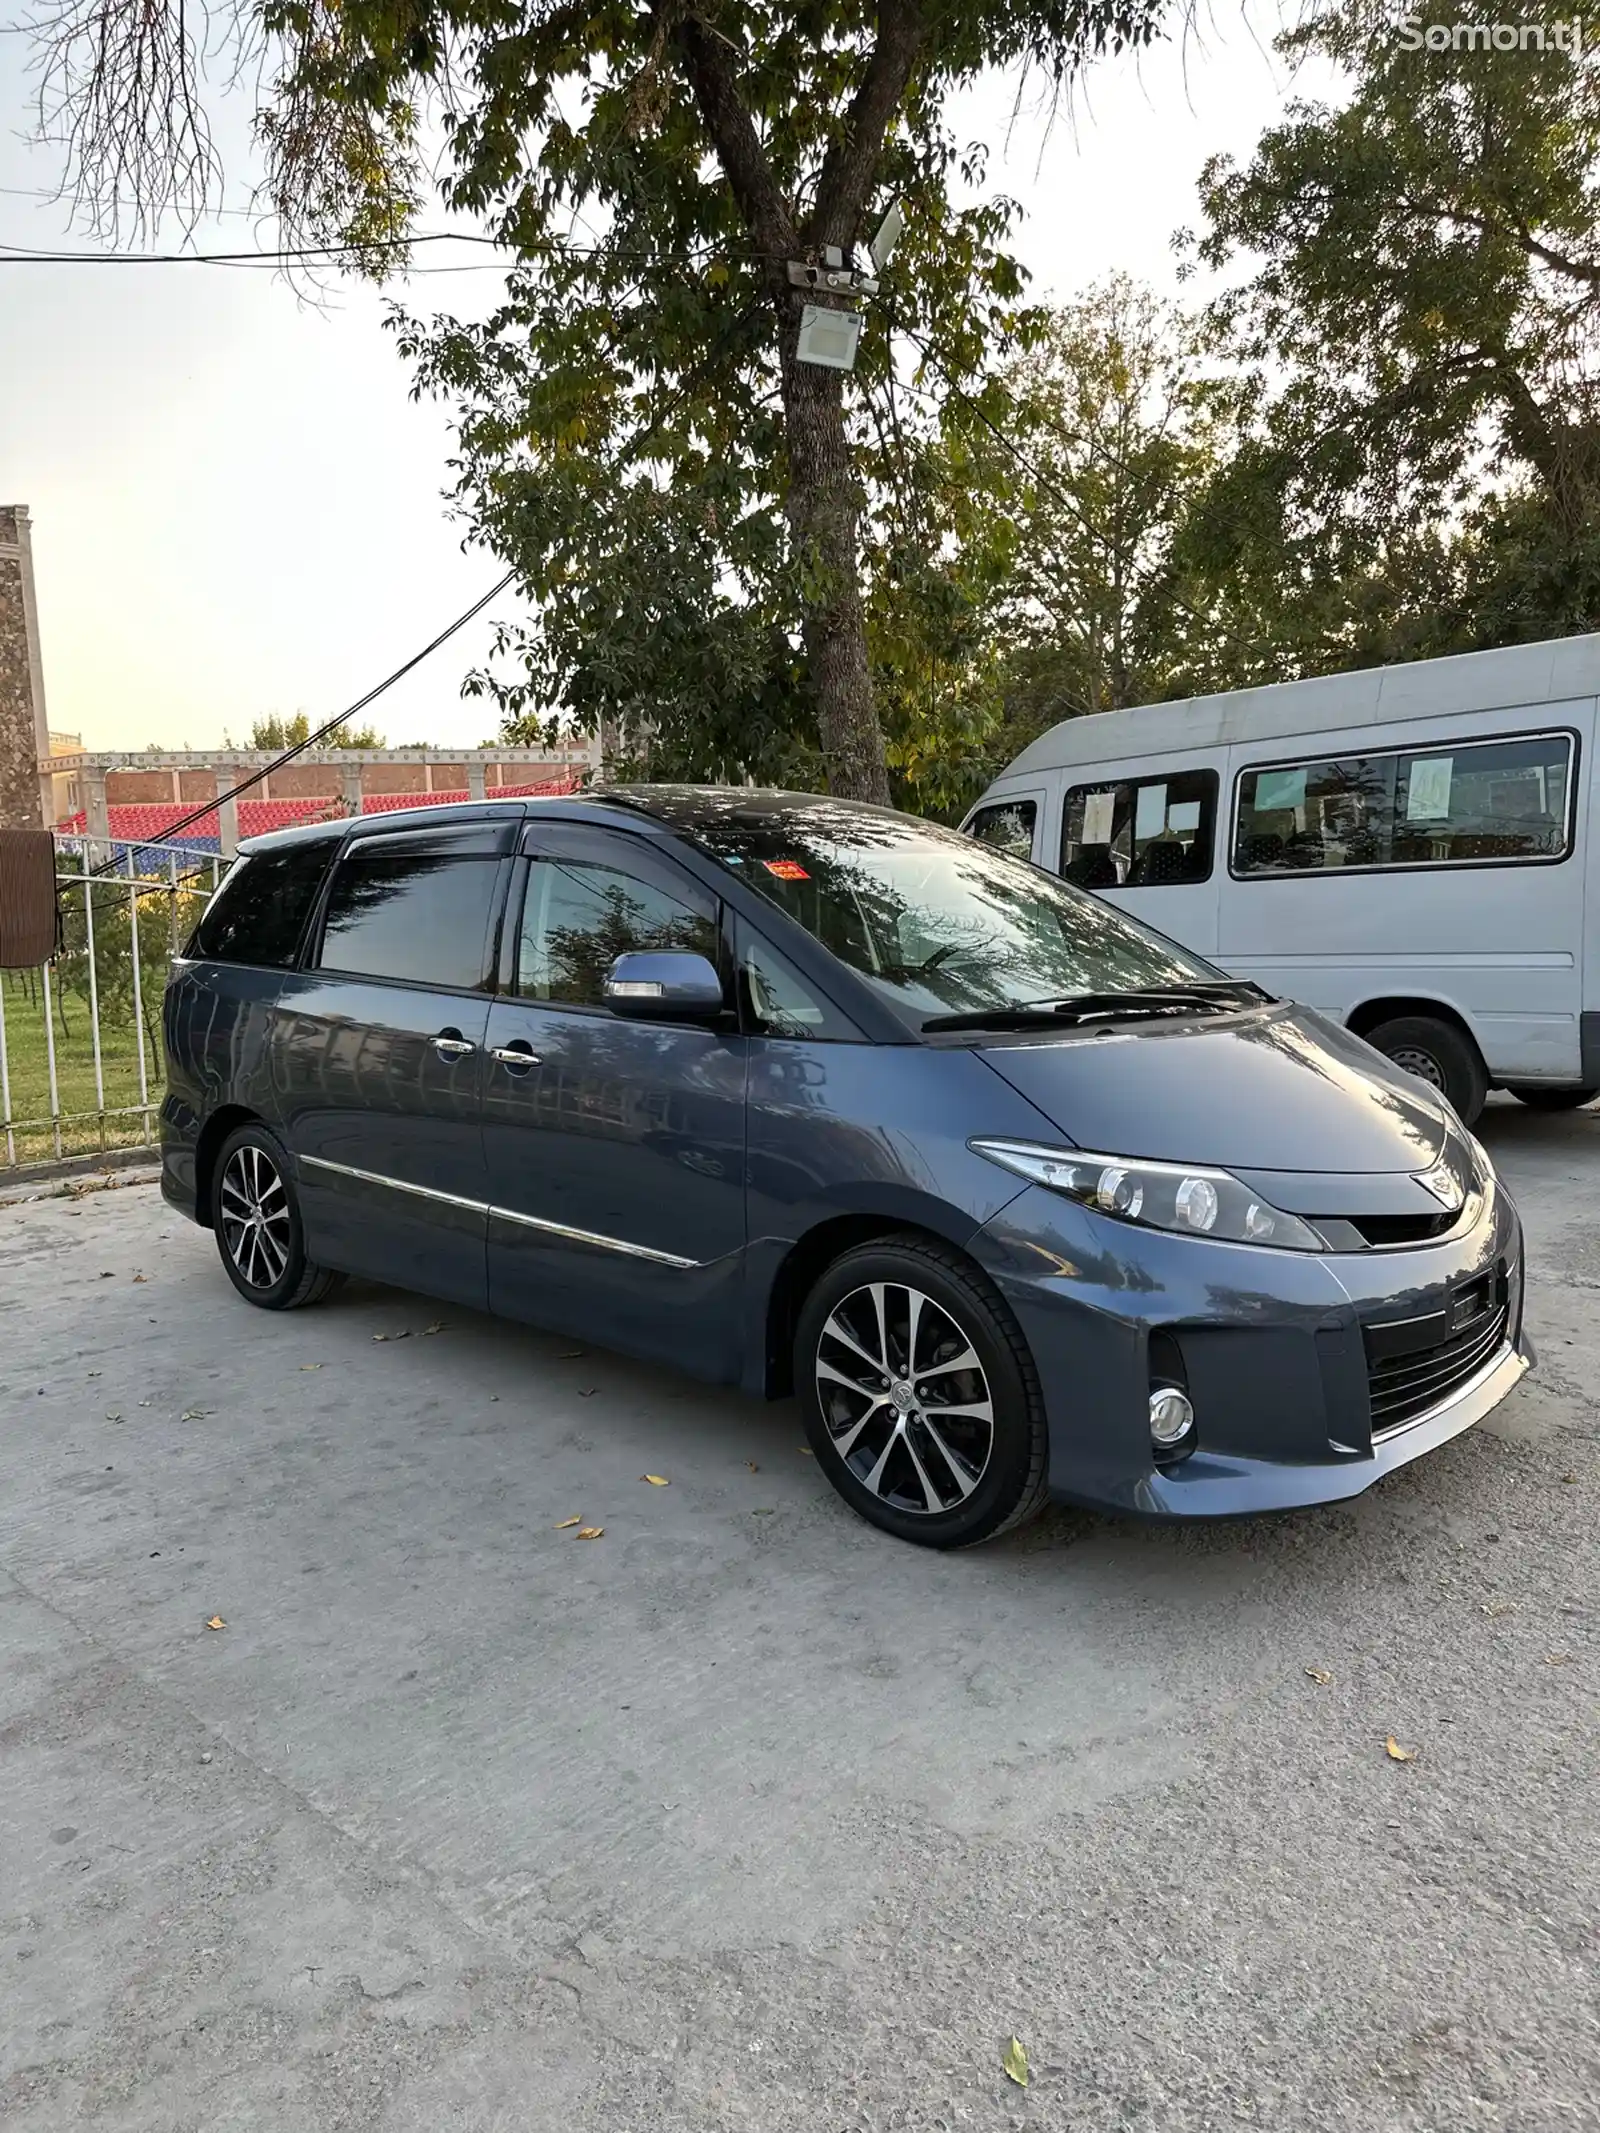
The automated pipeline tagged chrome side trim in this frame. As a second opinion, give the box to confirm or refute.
[298,1152,486,1216]
[297,1151,700,1268]
[486,1202,699,1269]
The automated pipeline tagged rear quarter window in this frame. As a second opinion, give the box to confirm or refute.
[188,843,333,968]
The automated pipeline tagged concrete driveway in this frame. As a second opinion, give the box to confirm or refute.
[2,1102,1597,2131]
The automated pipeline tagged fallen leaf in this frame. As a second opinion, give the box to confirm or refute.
[391,1329,411,1341]
[180,1409,209,1421]
[1481,1598,1515,1617]
[422,1322,446,1336]
[576,1526,605,1540]
[753,1507,775,1516]
[132,1274,147,1284]
[205,1616,226,1631]
[86,1370,101,1378]
[559,1350,586,1359]
[1544,1651,1571,1666]
[1560,1473,1579,1485]
[300,1363,322,1372]
[98,1271,114,1280]
[1304,1667,1333,1686]
[1002,2036,1029,2088]
[553,1517,582,1530]
[578,1388,597,1398]
[1385,1736,1417,1762]
[372,1334,389,1343]
[642,1474,670,1486]
[798,1446,813,1456]
[746,1461,759,1473]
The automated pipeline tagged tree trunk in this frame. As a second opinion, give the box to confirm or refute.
[779,313,890,805]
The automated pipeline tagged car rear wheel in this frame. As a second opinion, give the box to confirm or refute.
[1364,1014,1488,1126]
[1505,1083,1599,1111]
[213,1123,344,1310]
[795,1238,1050,1548]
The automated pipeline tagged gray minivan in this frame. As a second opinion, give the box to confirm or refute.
[161,787,1532,1546]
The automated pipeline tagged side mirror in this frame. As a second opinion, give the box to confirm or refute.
[603,950,725,1022]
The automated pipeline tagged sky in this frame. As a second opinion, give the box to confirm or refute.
[0,11,1339,757]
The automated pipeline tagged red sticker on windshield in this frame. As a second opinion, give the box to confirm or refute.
[762,859,810,880]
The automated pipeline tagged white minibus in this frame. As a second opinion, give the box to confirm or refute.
[961,632,1600,1125]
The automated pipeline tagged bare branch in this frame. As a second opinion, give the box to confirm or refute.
[21,0,234,239]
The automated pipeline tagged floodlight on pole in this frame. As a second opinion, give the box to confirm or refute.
[795,304,864,371]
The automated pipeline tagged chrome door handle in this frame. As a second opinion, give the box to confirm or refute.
[492,1044,541,1069]
[431,1034,476,1058]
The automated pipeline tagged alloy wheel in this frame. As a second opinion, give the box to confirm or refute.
[218,1143,292,1292]
[814,1281,995,1515]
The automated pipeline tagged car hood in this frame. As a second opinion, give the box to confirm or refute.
[975,1003,1451,1174]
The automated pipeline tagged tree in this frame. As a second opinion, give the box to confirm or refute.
[973,276,1245,746]
[245,712,385,749]
[27,0,1169,800]
[1189,4,1600,654]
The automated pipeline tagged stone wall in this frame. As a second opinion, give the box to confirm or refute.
[0,506,46,830]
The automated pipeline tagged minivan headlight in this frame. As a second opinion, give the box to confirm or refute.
[971,1139,1328,1251]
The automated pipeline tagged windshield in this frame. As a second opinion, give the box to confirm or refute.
[691,805,1222,1021]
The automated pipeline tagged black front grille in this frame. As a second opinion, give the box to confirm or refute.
[1348,1210,1456,1248]
[1366,1303,1509,1437]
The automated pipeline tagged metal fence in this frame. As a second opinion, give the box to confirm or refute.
[0,837,225,1171]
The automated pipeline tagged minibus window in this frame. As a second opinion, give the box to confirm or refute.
[1060,770,1217,889]
[1234,732,1573,876]
[966,799,1037,861]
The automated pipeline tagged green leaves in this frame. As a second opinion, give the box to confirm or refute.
[1193,2,1600,661]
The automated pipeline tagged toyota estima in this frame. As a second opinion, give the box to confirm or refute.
[162,788,1532,1547]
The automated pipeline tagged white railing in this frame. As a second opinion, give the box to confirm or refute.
[0,837,226,1171]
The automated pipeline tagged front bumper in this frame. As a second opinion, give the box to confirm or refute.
[972,1171,1531,1518]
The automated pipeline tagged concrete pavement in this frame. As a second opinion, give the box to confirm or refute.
[1,1100,1596,2130]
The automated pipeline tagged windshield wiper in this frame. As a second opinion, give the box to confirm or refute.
[921,982,1268,1035]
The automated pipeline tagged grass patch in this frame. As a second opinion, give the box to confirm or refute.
[0,967,160,1167]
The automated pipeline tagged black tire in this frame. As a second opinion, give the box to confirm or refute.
[1365,1014,1488,1126]
[1505,1084,1599,1112]
[795,1237,1050,1549]
[212,1122,344,1311]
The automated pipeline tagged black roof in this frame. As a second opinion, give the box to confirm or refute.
[239,783,912,856]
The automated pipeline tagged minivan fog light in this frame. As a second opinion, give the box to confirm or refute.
[1149,1388,1195,1448]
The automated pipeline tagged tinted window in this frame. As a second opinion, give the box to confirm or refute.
[517,859,717,1007]
[189,843,331,967]
[1234,733,1573,876]
[1061,770,1217,889]
[690,804,1217,1023]
[966,798,1037,861]
[316,843,500,989]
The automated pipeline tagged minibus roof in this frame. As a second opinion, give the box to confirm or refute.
[1002,631,1600,780]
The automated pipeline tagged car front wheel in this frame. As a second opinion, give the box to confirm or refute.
[795,1238,1050,1548]
[213,1123,344,1310]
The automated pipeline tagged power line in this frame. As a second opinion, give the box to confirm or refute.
[0,229,761,269]
[0,230,507,264]
[89,572,517,872]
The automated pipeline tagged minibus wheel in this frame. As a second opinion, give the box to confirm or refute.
[1365,1014,1488,1126]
